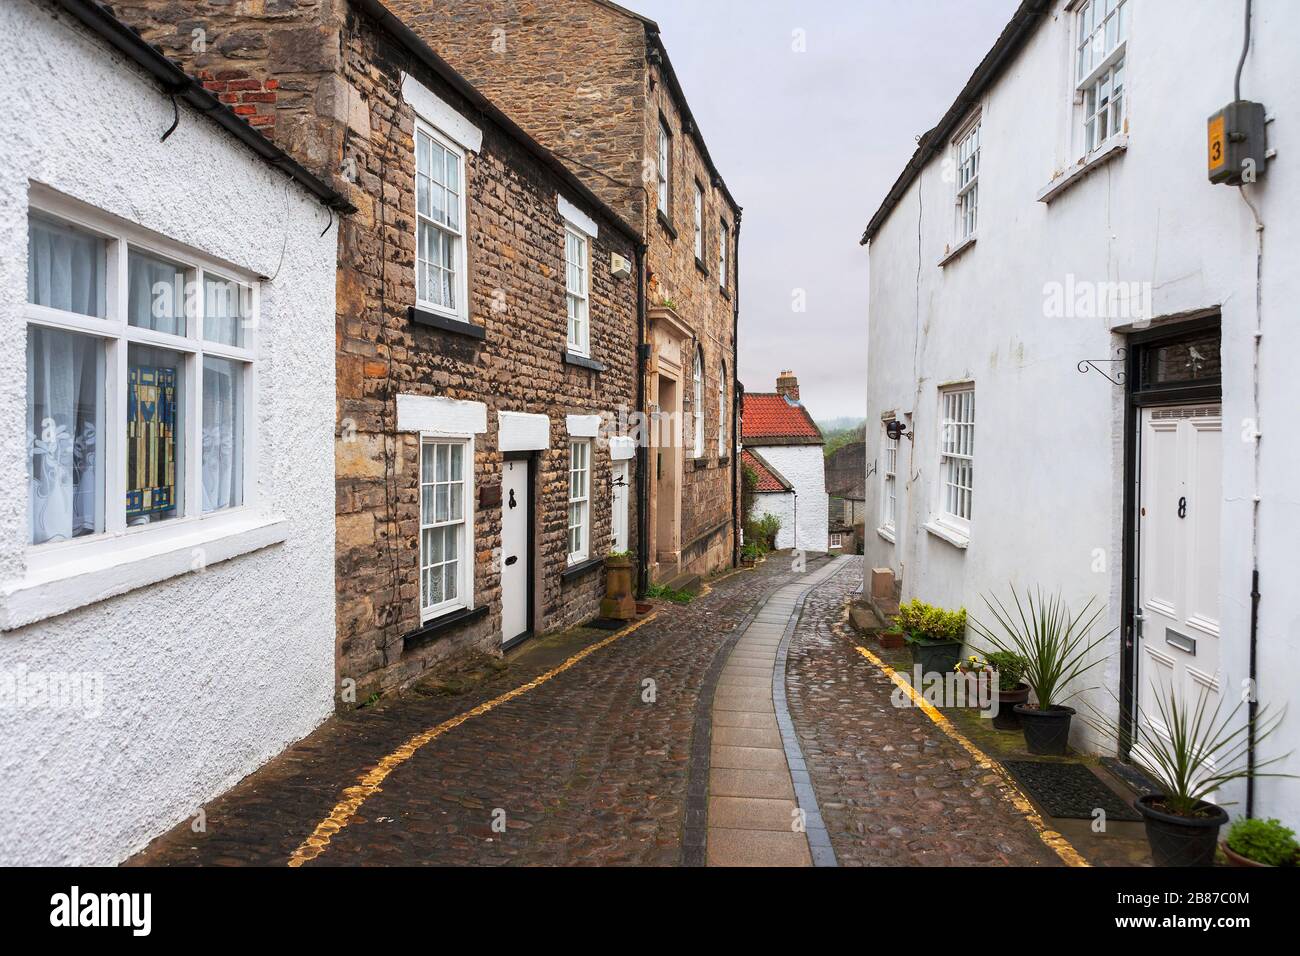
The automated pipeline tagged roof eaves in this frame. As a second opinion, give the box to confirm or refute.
[859,0,1051,245]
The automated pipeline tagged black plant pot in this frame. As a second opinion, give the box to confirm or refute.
[1014,704,1076,755]
[1136,795,1229,867]
[992,684,1029,730]
[910,639,964,677]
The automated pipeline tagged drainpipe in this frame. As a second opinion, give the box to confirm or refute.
[635,241,651,600]
[731,215,743,566]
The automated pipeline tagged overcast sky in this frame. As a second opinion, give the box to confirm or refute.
[634,0,1020,422]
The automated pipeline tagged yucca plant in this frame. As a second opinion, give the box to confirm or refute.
[1084,684,1292,818]
[968,587,1113,709]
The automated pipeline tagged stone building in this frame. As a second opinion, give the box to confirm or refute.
[825,441,866,554]
[1,0,345,863]
[385,0,743,589]
[116,0,644,701]
[741,373,828,553]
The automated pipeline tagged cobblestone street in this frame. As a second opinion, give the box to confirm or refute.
[127,554,1116,867]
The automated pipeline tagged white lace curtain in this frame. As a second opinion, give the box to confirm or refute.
[28,326,102,544]
[202,357,242,512]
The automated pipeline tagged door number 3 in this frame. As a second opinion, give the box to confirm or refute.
[1178,497,1187,519]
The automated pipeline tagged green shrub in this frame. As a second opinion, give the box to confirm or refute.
[986,650,1030,691]
[895,599,966,644]
[1226,818,1299,866]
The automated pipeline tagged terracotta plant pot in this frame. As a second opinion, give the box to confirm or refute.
[600,555,636,620]
[1220,841,1270,868]
[992,684,1029,730]
[877,628,906,650]
[1136,795,1228,867]
[1014,703,1076,755]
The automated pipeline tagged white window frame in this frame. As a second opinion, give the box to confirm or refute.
[935,386,974,535]
[568,439,592,565]
[692,346,705,458]
[693,182,704,262]
[881,428,899,535]
[657,119,671,217]
[718,218,729,290]
[414,119,469,322]
[830,533,843,550]
[1073,0,1128,155]
[418,436,474,622]
[564,225,590,356]
[953,117,981,243]
[717,360,727,456]
[21,190,259,578]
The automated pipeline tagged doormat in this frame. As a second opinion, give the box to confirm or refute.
[1002,760,1142,822]
[1100,756,1161,798]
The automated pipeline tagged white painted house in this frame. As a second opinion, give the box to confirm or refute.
[742,373,828,553]
[862,0,1299,823]
[0,0,346,864]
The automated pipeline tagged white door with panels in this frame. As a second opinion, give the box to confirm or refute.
[1136,405,1222,741]
[501,459,530,644]
[611,460,629,553]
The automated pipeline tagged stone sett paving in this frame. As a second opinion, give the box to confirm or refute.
[127,557,810,867]
[785,564,1063,867]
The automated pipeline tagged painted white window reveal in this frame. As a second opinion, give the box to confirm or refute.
[718,219,729,289]
[24,201,256,556]
[938,386,975,529]
[954,119,981,242]
[693,182,704,261]
[415,121,468,320]
[1075,0,1127,154]
[564,226,590,356]
[693,346,705,458]
[568,439,591,564]
[717,360,727,456]
[419,438,471,620]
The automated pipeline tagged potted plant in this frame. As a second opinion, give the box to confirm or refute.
[1085,687,1293,867]
[1221,817,1299,868]
[877,624,906,650]
[969,587,1111,755]
[985,650,1030,731]
[739,542,761,568]
[896,599,967,676]
[600,550,636,620]
[953,654,992,708]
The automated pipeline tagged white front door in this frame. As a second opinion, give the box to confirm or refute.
[1136,405,1222,743]
[501,459,530,644]
[611,461,629,553]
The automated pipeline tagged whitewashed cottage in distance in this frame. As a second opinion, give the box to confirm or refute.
[861,0,1299,823]
[742,372,828,553]
[0,0,345,864]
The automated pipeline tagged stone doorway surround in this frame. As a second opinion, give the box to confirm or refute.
[647,305,692,583]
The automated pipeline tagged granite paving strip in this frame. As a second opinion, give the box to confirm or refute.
[705,556,851,867]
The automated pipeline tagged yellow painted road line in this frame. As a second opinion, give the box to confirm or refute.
[288,611,659,867]
[849,638,1091,868]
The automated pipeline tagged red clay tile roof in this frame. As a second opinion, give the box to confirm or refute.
[742,449,793,493]
[741,393,823,443]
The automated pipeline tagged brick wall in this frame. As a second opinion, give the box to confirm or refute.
[118,0,641,702]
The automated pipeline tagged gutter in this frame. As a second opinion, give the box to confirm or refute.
[48,0,353,214]
[859,0,1050,244]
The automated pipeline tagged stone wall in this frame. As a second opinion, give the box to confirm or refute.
[116,0,642,702]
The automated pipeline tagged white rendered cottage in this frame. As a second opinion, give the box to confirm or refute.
[742,373,828,553]
[861,0,1300,822]
[0,0,346,864]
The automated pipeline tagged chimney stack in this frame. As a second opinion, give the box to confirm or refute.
[776,370,800,402]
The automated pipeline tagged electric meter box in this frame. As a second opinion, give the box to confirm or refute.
[1207,100,1267,186]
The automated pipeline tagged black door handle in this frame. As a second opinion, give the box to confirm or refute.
[505,556,518,566]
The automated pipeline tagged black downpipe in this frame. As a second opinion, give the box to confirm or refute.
[1248,569,1260,817]
[731,216,743,566]
[635,243,651,600]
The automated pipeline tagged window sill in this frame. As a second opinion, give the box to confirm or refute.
[409,306,486,341]
[923,520,969,551]
[718,455,730,466]
[692,457,710,470]
[657,210,677,240]
[877,526,896,545]
[695,258,710,277]
[561,555,604,583]
[720,286,731,301]
[937,235,976,268]
[1,512,288,631]
[1036,134,1129,205]
[563,350,606,372]
[403,604,489,650]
